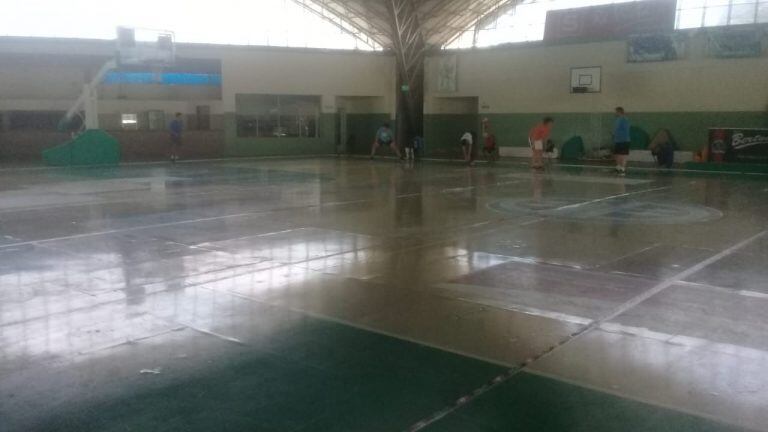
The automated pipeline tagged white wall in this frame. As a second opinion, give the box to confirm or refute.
[425,30,768,115]
[0,38,397,120]
[220,48,396,115]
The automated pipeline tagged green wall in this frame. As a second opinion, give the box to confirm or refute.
[345,113,391,155]
[224,113,336,157]
[424,111,767,153]
[423,114,479,158]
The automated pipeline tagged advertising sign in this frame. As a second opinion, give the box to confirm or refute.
[709,128,768,164]
[544,0,676,42]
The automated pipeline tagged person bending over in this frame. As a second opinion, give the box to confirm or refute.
[370,123,403,160]
[529,117,554,170]
[460,131,475,165]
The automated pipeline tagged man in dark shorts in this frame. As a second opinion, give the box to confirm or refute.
[370,123,403,160]
[613,107,630,176]
[169,112,183,162]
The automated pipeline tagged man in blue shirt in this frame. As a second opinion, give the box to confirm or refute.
[613,107,631,176]
[169,112,183,162]
[370,123,403,160]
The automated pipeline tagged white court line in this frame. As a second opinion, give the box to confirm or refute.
[0,197,377,249]
[554,186,671,211]
[675,280,768,300]
[591,229,766,327]
[175,321,247,345]
[405,228,768,432]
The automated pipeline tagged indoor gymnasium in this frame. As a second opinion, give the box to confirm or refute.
[0,1,767,431]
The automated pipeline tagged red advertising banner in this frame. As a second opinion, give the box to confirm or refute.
[544,0,677,42]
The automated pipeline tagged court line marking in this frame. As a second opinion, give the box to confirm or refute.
[554,186,671,211]
[0,175,531,249]
[675,280,768,299]
[592,243,662,270]
[3,164,744,427]
[481,158,768,177]
[404,229,768,431]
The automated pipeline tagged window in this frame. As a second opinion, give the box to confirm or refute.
[3,0,381,51]
[8,111,64,131]
[121,114,139,130]
[236,95,320,138]
[446,0,638,49]
[147,111,165,131]
[446,0,768,49]
[196,106,211,131]
[676,0,768,29]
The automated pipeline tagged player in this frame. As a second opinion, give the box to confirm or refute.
[613,107,631,175]
[370,123,403,160]
[169,112,183,162]
[529,117,554,170]
[460,130,474,165]
[481,118,499,163]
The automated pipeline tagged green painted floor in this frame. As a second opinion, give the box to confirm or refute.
[29,314,743,432]
[429,373,745,432]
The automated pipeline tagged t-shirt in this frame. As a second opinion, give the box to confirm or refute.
[376,127,393,143]
[614,116,630,143]
[529,124,551,141]
[170,119,183,137]
[461,132,473,145]
[484,134,497,149]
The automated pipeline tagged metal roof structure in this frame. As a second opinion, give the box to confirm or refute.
[291,0,525,50]
[289,0,527,145]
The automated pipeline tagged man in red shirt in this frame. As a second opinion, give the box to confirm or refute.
[529,117,554,169]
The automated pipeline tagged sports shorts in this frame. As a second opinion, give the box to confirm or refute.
[614,142,630,155]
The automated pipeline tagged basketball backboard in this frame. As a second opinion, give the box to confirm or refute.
[116,27,176,67]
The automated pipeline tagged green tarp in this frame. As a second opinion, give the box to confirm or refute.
[560,136,586,160]
[43,129,120,166]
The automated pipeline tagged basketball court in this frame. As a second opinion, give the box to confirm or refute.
[1,157,766,431]
[1,0,768,430]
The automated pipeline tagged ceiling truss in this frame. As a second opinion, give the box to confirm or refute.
[291,0,529,51]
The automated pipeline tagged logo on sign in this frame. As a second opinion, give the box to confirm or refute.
[732,133,768,150]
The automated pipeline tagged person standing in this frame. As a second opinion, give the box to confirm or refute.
[482,118,498,162]
[460,130,474,165]
[169,112,183,162]
[529,117,554,170]
[613,107,631,176]
[370,123,403,160]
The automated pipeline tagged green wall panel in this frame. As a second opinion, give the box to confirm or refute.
[436,111,768,153]
[423,114,480,158]
[345,114,391,155]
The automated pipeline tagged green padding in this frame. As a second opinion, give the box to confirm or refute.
[560,136,586,160]
[630,126,650,150]
[43,129,121,166]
